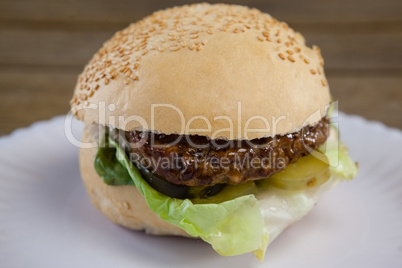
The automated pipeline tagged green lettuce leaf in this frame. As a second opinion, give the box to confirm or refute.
[321,141,358,180]
[94,137,133,185]
[94,134,357,261]
[105,137,266,258]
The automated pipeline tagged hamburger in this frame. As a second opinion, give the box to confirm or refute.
[70,3,357,261]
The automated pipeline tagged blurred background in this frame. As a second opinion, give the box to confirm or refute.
[0,0,401,136]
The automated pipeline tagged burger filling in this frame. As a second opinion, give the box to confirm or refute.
[93,116,357,260]
[97,117,330,199]
[125,117,330,187]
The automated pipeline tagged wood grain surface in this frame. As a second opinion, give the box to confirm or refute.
[1,0,401,135]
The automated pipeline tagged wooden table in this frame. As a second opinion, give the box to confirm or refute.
[1,0,401,136]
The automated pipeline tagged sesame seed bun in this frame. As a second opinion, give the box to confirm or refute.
[80,124,191,237]
[71,3,330,140]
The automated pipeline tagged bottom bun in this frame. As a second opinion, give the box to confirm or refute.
[79,124,190,237]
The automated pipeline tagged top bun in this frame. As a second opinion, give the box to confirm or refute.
[71,3,330,140]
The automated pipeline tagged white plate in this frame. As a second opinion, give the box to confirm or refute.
[0,113,401,268]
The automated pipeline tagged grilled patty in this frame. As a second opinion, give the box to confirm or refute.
[125,117,330,187]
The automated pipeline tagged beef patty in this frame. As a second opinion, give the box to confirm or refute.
[124,117,330,187]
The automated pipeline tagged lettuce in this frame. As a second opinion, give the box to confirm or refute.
[94,137,134,185]
[94,135,357,261]
[321,141,358,180]
[107,137,267,258]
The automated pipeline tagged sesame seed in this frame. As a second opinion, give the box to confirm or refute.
[310,69,316,75]
[321,79,327,86]
[304,58,310,64]
[124,78,130,85]
[104,78,110,85]
[286,50,293,55]
[89,90,95,97]
[278,53,285,60]
[257,36,264,42]
[287,55,295,62]
[170,46,181,51]
[125,69,132,76]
